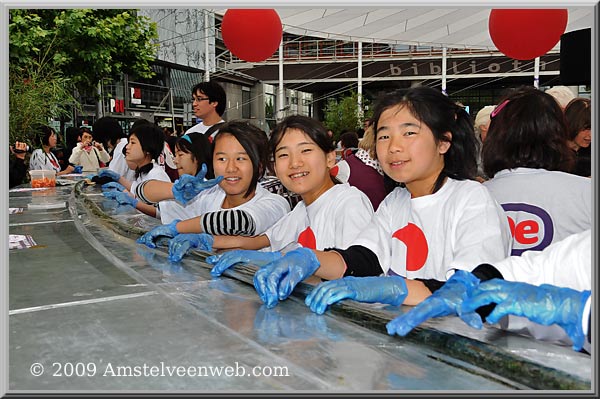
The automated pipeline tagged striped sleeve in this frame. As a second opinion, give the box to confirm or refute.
[200,209,257,236]
[134,180,158,205]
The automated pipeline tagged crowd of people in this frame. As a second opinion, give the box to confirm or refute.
[9,81,592,354]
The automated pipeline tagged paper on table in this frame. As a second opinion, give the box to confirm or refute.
[9,234,37,250]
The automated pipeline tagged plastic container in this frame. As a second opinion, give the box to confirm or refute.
[29,169,56,188]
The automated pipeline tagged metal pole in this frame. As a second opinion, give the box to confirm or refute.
[358,41,363,122]
[442,47,447,95]
[97,81,103,118]
[533,57,540,89]
[170,88,175,131]
[204,10,210,82]
[278,40,284,121]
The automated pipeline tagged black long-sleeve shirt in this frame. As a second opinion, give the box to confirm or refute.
[10,156,27,188]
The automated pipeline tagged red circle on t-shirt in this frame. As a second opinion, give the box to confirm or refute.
[391,223,428,271]
[297,227,317,249]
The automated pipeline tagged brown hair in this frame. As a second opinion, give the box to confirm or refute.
[564,98,591,141]
[358,126,376,158]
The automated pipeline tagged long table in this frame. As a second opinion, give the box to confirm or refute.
[7,178,592,392]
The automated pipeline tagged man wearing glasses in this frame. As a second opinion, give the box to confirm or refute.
[184,81,227,142]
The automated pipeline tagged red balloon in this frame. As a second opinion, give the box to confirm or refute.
[221,9,282,62]
[489,9,568,60]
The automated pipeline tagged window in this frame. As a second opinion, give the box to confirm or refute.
[242,88,251,119]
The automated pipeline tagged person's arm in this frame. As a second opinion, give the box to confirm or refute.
[135,201,157,218]
[28,150,44,170]
[175,209,258,235]
[95,143,110,163]
[57,165,74,175]
[9,154,27,188]
[69,143,83,165]
[135,179,175,203]
[211,234,270,251]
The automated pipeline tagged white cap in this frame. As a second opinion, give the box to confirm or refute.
[545,86,576,109]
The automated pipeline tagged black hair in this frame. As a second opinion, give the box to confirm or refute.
[212,121,269,198]
[269,115,339,186]
[174,134,215,179]
[37,125,56,147]
[372,86,478,194]
[340,131,359,149]
[483,86,574,178]
[92,117,125,148]
[128,123,165,178]
[565,97,591,141]
[131,118,152,132]
[269,115,336,157]
[65,126,81,149]
[191,81,227,116]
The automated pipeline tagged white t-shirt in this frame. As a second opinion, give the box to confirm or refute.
[130,161,171,196]
[351,178,512,280]
[264,183,374,252]
[159,184,290,235]
[184,119,225,141]
[494,229,591,291]
[109,138,135,182]
[491,229,591,349]
[483,168,591,256]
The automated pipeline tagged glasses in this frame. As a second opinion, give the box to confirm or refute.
[192,97,210,103]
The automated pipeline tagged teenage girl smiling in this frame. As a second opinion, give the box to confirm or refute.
[208,115,374,308]
[298,87,512,313]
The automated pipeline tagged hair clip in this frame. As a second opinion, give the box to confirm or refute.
[491,99,510,119]
[181,134,192,144]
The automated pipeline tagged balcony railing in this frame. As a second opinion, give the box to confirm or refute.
[223,38,493,64]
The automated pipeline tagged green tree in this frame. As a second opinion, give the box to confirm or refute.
[323,91,371,140]
[9,65,78,145]
[9,9,158,142]
[9,9,158,95]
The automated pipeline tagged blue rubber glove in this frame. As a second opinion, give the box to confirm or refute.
[253,247,320,309]
[385,270,483,337]
[207,250,283,277]
[101,182,126,192]
[462,279,591,351]
[168,233,214,262]
[136,219,181,249]
[73,165,83,174]
[305,275,408,315]
[172,164,224,204]
[98,168,121,182]
[102,190,139,207]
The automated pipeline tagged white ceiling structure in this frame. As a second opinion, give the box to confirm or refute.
[215,7,595,51]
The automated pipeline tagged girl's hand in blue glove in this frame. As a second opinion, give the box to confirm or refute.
[73,165,83,174]
[168,233,214,262]
[98,168,121,182]
[136,219,181,249]
[386,270,483,337]
[207,250,283,277]
[462,279,591,351]
[172,164,223,204]
[102,190,138,207]
[253,247,320,309]
[102,182,126,192]
[305,275,408,315]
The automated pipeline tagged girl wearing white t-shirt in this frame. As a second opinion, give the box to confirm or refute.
[303,87,512,314]
[208,115,374,308]
[100,123,171,218]
[134,121,290,262]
